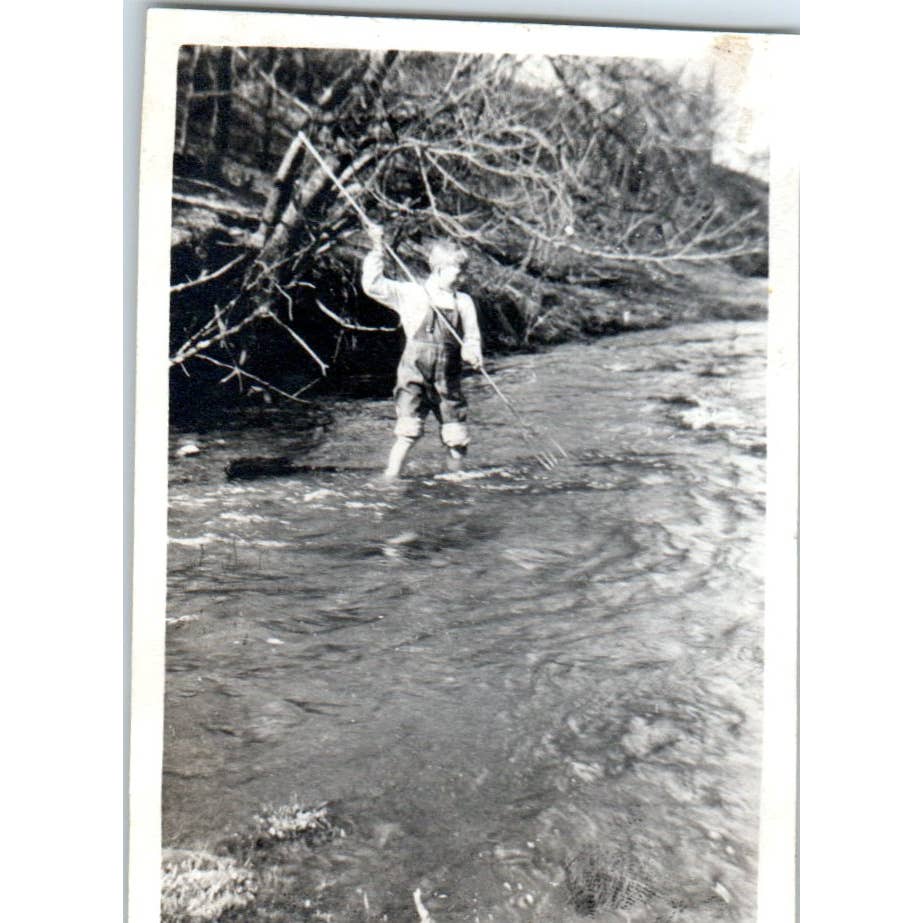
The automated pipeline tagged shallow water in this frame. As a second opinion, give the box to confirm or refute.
[164,320,766,921]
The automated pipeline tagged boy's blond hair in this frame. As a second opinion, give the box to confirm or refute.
[428,239,468,271]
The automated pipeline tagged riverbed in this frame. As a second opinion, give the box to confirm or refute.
[164,319,766,922]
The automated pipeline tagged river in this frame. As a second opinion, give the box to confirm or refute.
[163,319,766,922]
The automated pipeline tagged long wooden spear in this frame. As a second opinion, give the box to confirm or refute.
[297,131,567,470]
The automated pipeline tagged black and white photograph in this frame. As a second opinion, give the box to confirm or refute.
[131,10,798,923]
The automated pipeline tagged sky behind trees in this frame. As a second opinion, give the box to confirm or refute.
[518,33,771,178]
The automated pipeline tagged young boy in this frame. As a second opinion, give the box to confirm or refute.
[362,223,483,480]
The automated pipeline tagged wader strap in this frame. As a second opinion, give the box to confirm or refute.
[417,293,461,343]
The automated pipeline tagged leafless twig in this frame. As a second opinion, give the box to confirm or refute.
[171,253,247,294]
[265,310,330,374]
[193,353,319,404]
[299,289,399,332]
[172,193,258,222]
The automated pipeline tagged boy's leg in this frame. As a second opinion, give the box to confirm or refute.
[435,361,469,472]
[388,381,425,479]
[445,445,467,473]
[384,435,416,480]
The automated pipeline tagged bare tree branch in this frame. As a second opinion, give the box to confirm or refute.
[193,353,320,404]
[265,310,330,374]
[295,287,399,331]
[172,193,258,222]
[171,253,247,294]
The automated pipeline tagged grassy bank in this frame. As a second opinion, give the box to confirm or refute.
[162,801,347,923]
[162,798,734,922]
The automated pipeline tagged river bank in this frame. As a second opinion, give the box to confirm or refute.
[170,175,767,419]
[164,319,766,922]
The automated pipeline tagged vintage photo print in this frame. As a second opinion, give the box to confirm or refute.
[131,10,798,923]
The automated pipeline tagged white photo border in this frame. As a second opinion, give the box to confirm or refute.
[131,11,798,921]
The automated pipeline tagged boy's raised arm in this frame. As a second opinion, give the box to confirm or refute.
[361,224,405,313]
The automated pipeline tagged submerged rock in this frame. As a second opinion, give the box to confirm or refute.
[564,848,657,916]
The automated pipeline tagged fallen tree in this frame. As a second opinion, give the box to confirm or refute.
[169,47,768,407]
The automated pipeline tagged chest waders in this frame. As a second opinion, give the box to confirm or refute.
[392,296,469,447]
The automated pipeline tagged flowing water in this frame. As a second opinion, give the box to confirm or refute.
[164,319,766,922]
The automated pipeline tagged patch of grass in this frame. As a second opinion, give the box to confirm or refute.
[161,849,257,922]
[252,799,342,846]
[163,801,345,922]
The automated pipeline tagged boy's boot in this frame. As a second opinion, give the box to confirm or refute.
[445,446,466,473]
[384,436,416,480]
